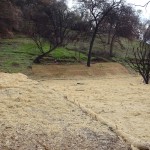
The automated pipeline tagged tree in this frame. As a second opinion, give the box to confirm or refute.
[126,42,150,84]
[105,5,140,57]
[26,0,77,63]
[143,24,150,43]
[78,0,123,66]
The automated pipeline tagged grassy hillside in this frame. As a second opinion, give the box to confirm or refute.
[0,36,140,73]
[0,38,38,73]
[67,37,140,59]
[0,37,88,73]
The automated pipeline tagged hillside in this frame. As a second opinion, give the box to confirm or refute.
[0,37,139,74]
[0,72,131,150]
[0,63,150,149]
[32,62,129,79]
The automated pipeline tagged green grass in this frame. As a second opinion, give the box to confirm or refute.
[67,36,140,60]
[0,38,37,73]
[0,37,88,73]
[51,47,87,61]
[0,35,141,73]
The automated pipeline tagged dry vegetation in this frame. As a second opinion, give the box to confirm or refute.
[0,62,150,149]
[0,69,130,150]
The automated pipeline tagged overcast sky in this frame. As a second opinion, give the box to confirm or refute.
[126,0,150,19]
[67,0,150,20]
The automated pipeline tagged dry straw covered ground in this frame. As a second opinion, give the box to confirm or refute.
[0,63,150,149]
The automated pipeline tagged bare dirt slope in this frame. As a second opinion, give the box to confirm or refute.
[32,62,129,79]
[0,71,130,150]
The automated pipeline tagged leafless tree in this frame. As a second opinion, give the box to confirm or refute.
[105,5,140,57]
[131,1,150,7]
[126,42,150,84]
[26,0,78,63]
[78,0,123,66]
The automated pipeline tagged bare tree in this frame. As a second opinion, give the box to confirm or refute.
[26,0,77,63]
[105,5,140,57]
[78,0,123,66]
[126,43,150,84]
[131,1,150,7]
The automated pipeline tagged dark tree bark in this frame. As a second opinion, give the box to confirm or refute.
[87,24,99,67]
[87,5,117,67]
[33,46,57,63]
[25,0,78,63]
[126,43,150,84]
[85,0,123,67]
[107,25,113,44]
[109,34,116,57]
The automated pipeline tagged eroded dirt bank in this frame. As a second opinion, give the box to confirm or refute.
[0,72,130,150]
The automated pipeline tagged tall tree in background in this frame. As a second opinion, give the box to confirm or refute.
[105,5,140,57]
[78,0,123,66]
[25,0,80,63]
[143,24,150,43]
[126,42,150,84]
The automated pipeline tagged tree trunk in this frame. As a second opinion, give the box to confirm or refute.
[33,53,47,63]
[87,25,99,67]
[109,34,116,57]
[107,25,112,44]
[33,46,57,63]
[87,6,115,67]
[143,74,149,84]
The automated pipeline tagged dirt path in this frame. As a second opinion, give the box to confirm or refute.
[0,72,130,150]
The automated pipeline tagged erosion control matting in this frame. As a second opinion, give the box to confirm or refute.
[0,72,130,150]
